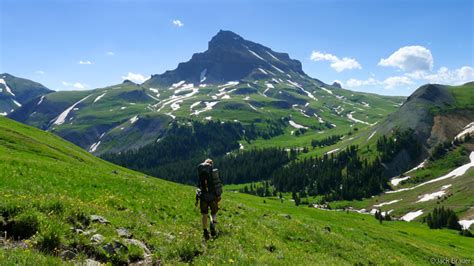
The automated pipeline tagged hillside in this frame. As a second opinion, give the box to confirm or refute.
[0,73,52,116]
[1,116,473,264]
[8,30,404,156]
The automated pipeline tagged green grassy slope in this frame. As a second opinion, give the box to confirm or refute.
[1,116,473,265]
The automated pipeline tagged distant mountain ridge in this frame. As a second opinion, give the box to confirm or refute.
[8,30,404,156]
[0,73,53,115]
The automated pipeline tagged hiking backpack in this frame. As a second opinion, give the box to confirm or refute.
[198,163,223,197]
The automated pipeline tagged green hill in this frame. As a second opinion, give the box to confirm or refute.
[1,116,473,265]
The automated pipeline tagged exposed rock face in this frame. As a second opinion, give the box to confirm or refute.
[144,30,306,87]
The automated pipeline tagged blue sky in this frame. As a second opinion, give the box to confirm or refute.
[1,0,472,96]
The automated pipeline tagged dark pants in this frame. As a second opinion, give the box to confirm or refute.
[200,196,218,215]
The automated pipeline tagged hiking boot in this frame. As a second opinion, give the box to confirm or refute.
[203,229,210,240]
[210,221,217,237]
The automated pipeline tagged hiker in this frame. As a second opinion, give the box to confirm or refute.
[196,158,223,240]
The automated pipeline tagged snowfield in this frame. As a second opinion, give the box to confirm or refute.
[390,176,412,186]
[89,141,101,153]
[415,184,452,203]
[373,199,401,207]
[401,210,423,221]
[0,79,14,96]
[52,95,91,126]
[287,80,317,100]
[190,101,201,109]
[347,111,373,126]
[12,99,22,107]
[455,122,474,140]
[367,131,377,141]
[459,219,474,230]
[289,120,308,129]
[37,96,45,106]
[247,48,265,61]
[170,100,183,111]
[129,115,139,124]
[405,160,426,174]
[93,93,107,103]
[265,50,281,62]
[258,68,268,75]
[320,87,333,95]
[388,152,474,194]
[192,101,219,115]
[325,148,340,155]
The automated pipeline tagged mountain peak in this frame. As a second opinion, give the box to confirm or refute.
[208,30,244,48]
[144,30,305,87]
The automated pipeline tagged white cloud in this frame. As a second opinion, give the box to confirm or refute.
[310,51,361,72]
[173,20,184,27]
[62,81,87,90]
[383,76,414,89]
[35,70,45,75]
[346,76,413,89]
[346,78,380,87]
[122,72,150,83]
[78,60,93,65]
[379,46,433,72]
[106,52,115,56]
[408,66,474,85]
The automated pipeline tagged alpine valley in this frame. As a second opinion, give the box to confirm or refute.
[1,30,473,264]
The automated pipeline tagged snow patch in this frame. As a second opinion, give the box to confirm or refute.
[192,101,219,115]
[190,101,201,109]
[129,115,139,124]
[289,120,308,129]
[0,79,14,96]
[171,80,185,88]
[347,111,373,126]
[248,103,258,111]
[0,112,7,116]
[12,99,22,107]
[89,141,101,153]
[374,199,401,207]
[93,93,107,103]
[388,152,474,193]
[258,68,268,75]
[52,95,91,125]
[401,210,424,221]
[325,148,340,155]
[313,114,324,123]
[218,81,239,89]
[200,69,207,83]
[287,80,317,100]
[416,184,451,202]
[246,47,265,61]
[390,176,412,186]
[271,64,285,73]
[265,50,281,62]
[405,160,426,174]
[455,122,474,140]
[367,131,377,141]
[37,96,45,106]
[170,100,182,111]
[459,219,474,230]
[320,87,333,95]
